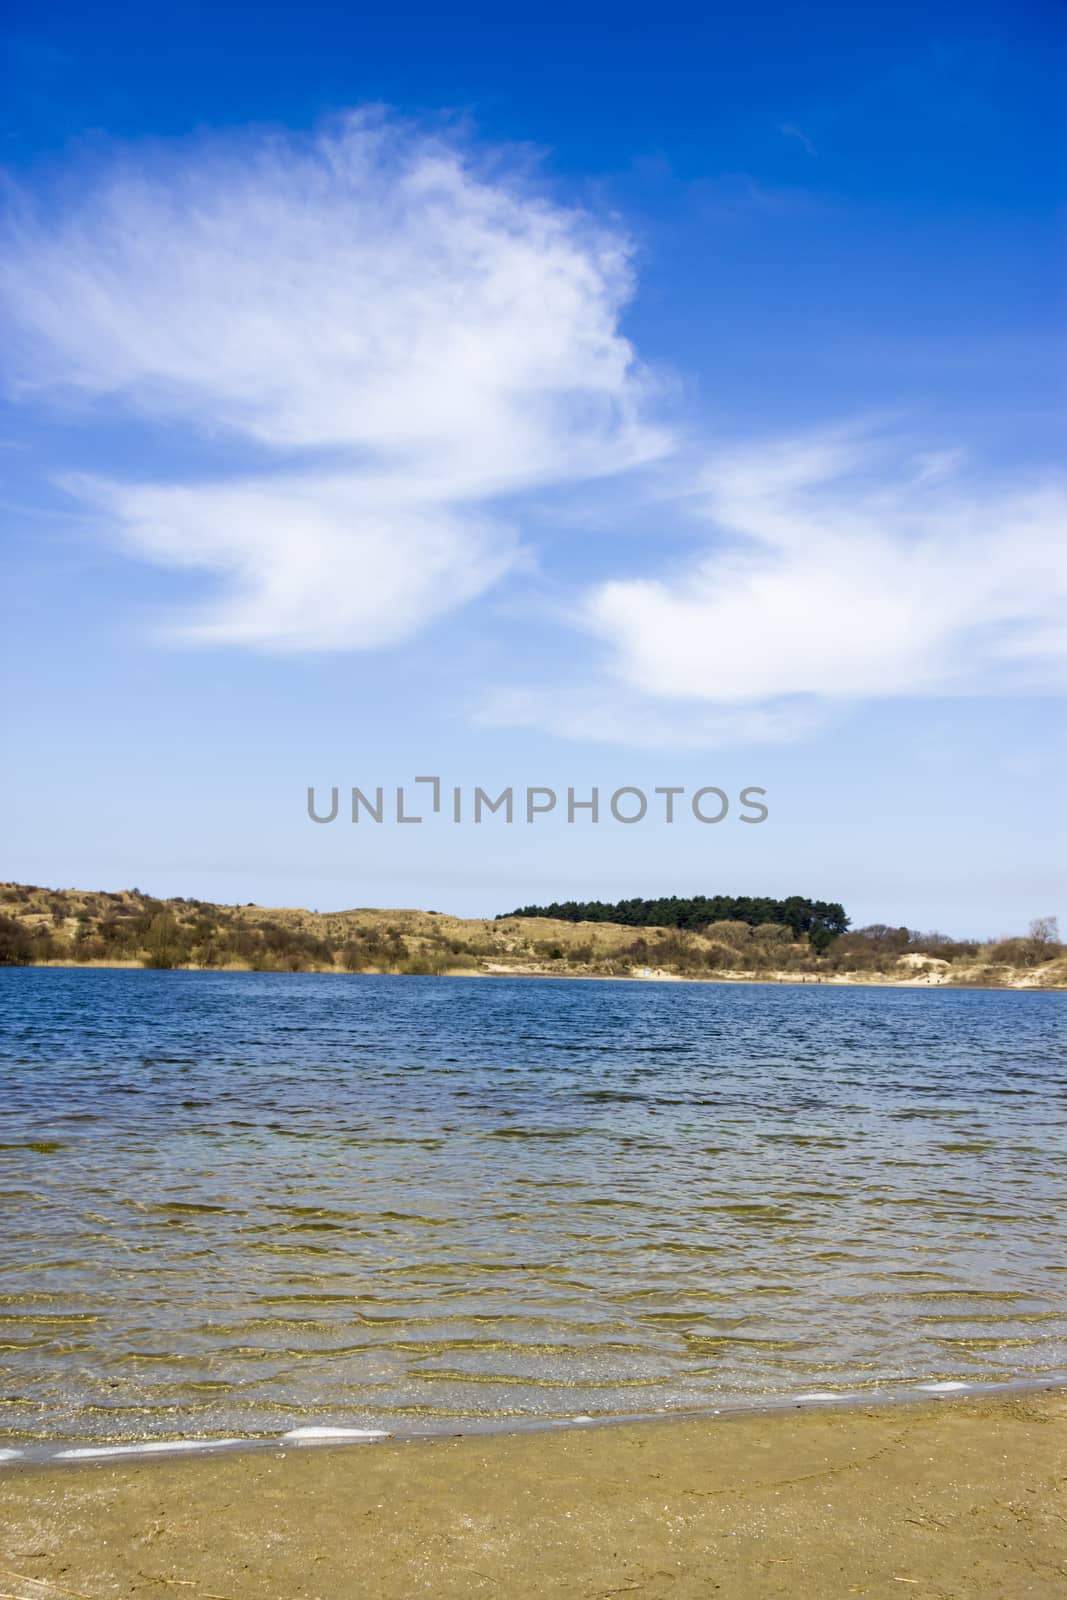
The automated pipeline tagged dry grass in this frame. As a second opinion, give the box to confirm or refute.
[1,883,1064,988]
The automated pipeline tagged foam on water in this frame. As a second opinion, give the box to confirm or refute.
[282,1427,390,1442]
[55,1438,245,1460]
[4,1374,1067,1469]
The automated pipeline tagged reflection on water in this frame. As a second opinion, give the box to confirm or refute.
[1,969,1065,1445]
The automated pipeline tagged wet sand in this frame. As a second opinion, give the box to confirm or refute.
[2,1393,1066,1598]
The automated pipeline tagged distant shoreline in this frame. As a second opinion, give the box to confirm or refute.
[5,883,1064,988]
[13,958,1065,991]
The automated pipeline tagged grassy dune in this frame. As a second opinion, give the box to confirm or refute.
[1,882,1064,988]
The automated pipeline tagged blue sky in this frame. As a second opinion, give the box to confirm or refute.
[1,1,1064,934]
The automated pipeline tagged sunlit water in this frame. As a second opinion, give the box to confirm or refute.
[1,968,1065,1453]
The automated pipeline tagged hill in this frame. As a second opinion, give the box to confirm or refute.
[0,883,1064,988]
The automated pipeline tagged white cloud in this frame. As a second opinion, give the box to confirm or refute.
[586,436,1067,706]
[477,432,1067,746]
[4,115,1065,745]
[477,683,827,750]
[1,110,666,648]
[74,473,517,650]
[779,122,818,158]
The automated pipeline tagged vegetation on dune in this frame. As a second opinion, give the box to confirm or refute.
[501,894,850,950]
[0,884,1062,987]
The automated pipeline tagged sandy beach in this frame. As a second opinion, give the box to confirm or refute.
[3,1392,1065,1599]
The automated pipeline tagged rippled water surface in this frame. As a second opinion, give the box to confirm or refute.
[1,968,1065,1448]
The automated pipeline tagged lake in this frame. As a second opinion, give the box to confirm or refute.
[1,968,1065,1455]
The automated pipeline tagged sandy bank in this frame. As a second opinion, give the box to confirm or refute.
[26,958,1067,989]
[3,1392,1066,1598]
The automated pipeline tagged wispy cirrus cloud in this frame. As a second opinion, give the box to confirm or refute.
[3,112,1065,748]
[590,435,1067,703]
[69,472,518,650]
[779,121,818,157]
[1,109,666,649]
[477,683,828,750]
[481,432,1067,745]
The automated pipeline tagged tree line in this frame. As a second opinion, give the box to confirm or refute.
[500,895,850,950]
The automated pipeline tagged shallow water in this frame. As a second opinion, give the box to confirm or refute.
[1,968,1065,1450]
